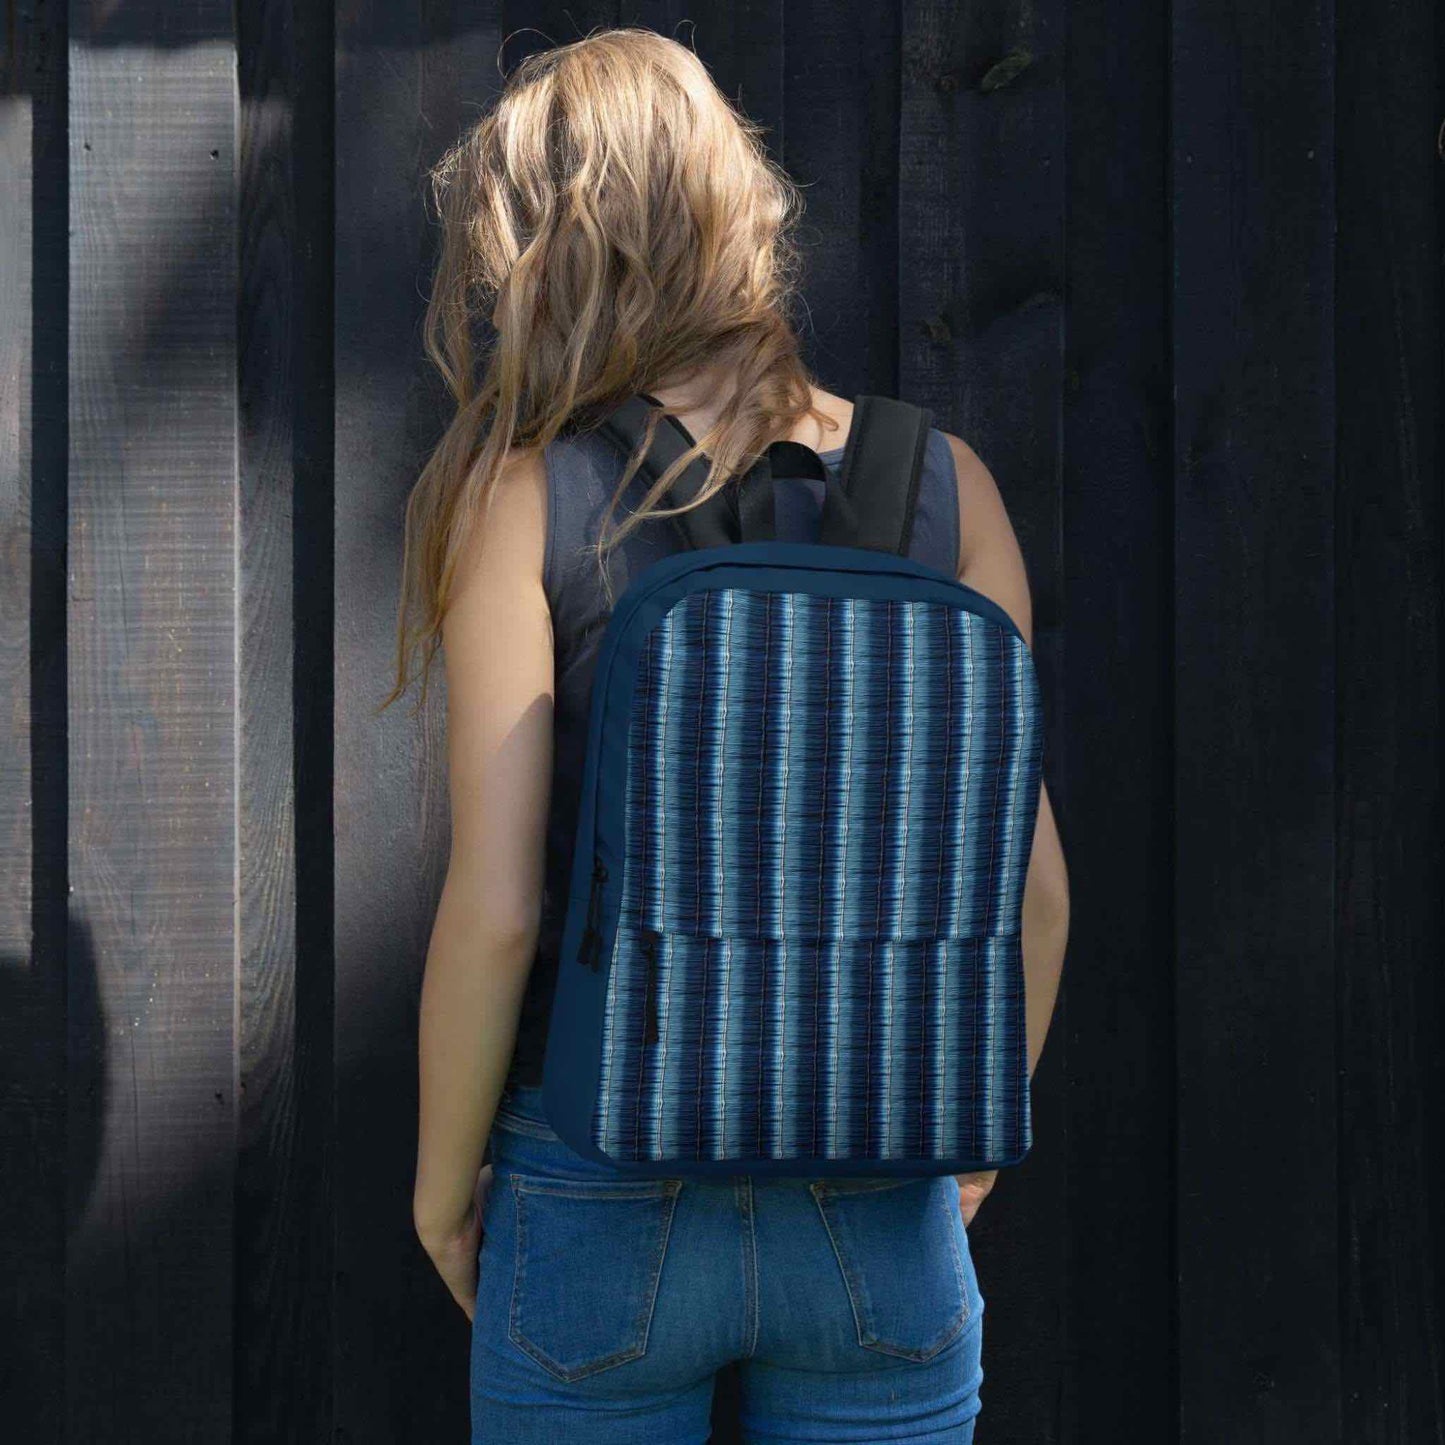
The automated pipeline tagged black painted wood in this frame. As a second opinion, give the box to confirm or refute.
[1,4,69,1444]
[333,3,505,1441]
[2,5,1442,1442]
[1060,1,1176,1440]
[1334,2,1445,1441]
[236,2,336,1442]
[1172,2,1341,1439]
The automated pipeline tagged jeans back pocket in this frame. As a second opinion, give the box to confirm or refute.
[508,1172,683,1382]
[809,1175,971,1362]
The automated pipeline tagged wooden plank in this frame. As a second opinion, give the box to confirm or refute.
[1171,2,1340,1438]
[1334,0,1445,1437]
[776,0,900,395]
[0,35,32,975]
[899,4,1068,1441]
[234,1,336,1440]
[2,5,67,1432]
[2,6,69,1436]
[65,11,239,1439]
[503,0,621,68]
[1057,4,1177,1440]
[333,4,504,1438]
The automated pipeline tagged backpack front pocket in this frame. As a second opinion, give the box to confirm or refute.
[591,924,1029,1168]
[507,1173,682,1382]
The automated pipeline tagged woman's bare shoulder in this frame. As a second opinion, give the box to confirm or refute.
[938,430,1034,645]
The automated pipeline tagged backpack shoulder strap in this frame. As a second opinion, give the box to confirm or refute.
[820,395,932,555]
[595,393,753,551]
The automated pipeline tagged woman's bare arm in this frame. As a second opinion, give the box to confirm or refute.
[945,431,1070,1078]
[412,446,553,1294]
[944,431,1070,1220]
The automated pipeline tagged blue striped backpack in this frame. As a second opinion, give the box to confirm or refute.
[541,393,1044,1177]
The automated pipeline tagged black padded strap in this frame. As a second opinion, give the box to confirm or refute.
[733,453,777,543]
[596,393,778,549]
[596,394,731,550]
[822,395,932,555]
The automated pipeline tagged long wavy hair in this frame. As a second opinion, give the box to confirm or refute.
[381,26,833,712]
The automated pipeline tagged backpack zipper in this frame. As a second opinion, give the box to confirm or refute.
[578,856,608,971]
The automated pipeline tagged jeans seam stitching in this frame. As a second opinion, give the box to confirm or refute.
[637,1181,682,1358]
[513,1178,675,1200]
[809,1184,872,1355]
[950,1195,973,1330]
[746,1176,760,1358]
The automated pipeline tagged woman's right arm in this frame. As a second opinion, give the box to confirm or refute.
[412,446,554,1316]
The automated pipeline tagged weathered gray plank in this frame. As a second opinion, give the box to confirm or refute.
[66,18,239,1440]
[1,76,34,974]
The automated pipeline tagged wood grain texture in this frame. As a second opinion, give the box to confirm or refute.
[2,3,69,1437]
[1,6,1441,1441]
[235,2,337,1442]
[0,58,45,1445]
[333,3,502,1439]
[1059,1,1177,1440]
[776,0,899,398]
[1,89,34,957]
[1172,1,1341,1438]
[65,11,239,1440]
[899,1,1069,1439]
[1334,0,1445,1439]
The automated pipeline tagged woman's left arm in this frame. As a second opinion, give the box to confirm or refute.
[412,445,553,1315]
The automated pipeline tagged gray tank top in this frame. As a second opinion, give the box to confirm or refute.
[505,414,961,1087]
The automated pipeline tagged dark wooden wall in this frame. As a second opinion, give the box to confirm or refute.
[3,2,1441,1441]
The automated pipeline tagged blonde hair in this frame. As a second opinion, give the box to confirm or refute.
[381,26,831,712]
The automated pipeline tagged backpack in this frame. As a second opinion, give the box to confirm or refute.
[540,392,1045,1178]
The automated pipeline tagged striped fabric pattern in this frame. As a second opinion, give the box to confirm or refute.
[591,586,1042,1164]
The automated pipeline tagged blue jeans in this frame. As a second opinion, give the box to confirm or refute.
[471,1082,985,1443]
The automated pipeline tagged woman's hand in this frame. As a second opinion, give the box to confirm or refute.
[417,1162,495,1322]
[953,1170,997,1227]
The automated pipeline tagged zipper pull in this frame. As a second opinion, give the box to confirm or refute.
[640,927,661,1044]
[578,857,608,971]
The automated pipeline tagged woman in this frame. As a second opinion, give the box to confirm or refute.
[394,27,1070,1444]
